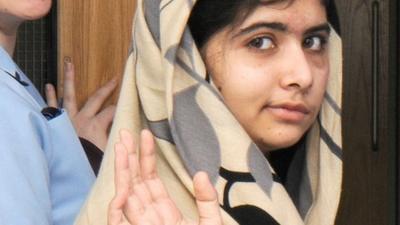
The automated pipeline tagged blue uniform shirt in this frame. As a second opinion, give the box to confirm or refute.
[0,47,95,225]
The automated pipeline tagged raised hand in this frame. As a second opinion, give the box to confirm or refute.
[108,129,222,225]
[45,58,117,150]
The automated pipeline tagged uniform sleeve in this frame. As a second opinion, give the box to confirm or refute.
[0,84,53,225]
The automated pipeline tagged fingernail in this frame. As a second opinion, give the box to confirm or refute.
[64,56,71,64]
[45,83,52,90]
[64,57,72,70]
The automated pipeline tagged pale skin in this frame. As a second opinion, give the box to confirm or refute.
[45,60,117,150]
[109,0,329,223]
[204,0,329,153]
[0,0,116,150]
[108,130,222,225]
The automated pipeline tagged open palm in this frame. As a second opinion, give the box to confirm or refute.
[108,129,222,225]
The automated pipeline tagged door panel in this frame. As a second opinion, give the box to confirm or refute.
[58,0,136,107]
[335,0,397,224]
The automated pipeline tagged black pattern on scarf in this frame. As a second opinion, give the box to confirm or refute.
[219,167,281,225]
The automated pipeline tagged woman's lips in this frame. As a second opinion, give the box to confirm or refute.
[265,103,310,122]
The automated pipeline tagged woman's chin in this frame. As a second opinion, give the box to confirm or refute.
[255,132,305,154]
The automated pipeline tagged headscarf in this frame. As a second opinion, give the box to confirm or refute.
[75,0,343,224]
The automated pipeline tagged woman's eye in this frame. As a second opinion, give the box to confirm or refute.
[248,37,275,50]
[303,36,327,51]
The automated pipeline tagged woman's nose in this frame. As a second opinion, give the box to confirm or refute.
[279,45,313,92]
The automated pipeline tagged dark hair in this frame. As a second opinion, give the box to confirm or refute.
[188,0,338,49]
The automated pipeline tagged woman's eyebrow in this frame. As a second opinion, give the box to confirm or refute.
[233,22,331,38]
[235,22,287,37]
[304,23,331,35]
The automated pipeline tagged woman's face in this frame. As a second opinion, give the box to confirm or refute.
[203,0,330,153]
[0,0,52,28]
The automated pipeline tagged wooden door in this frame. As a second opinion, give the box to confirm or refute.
[57,0,136,107]
[334,0,398,224]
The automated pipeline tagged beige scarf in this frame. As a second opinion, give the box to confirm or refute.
[75,0,343,224]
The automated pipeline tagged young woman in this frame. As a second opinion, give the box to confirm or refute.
[75,0,343,224]
[0,1,116,224]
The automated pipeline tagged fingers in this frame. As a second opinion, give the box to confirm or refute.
[112,130,193,225]
[80,78,118,117]
[123,194,146,224]
[108,142,131,225]
[119,130,140,183]
[117,130,156,225]
[140,130,170,201]
[140,130,156,179]
[109,132,154,225]
[88,106,115,150]
[96,105,116,129]
[193,172,222,225]
[63,59,78,116]
[45,83,58,108]
[120,130,153,205]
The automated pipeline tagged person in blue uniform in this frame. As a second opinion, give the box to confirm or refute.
[0,0,116,225]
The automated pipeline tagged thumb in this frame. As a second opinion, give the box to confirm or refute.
[193,172,222,225]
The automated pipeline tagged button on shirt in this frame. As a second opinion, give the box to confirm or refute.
[0,47,95,225]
